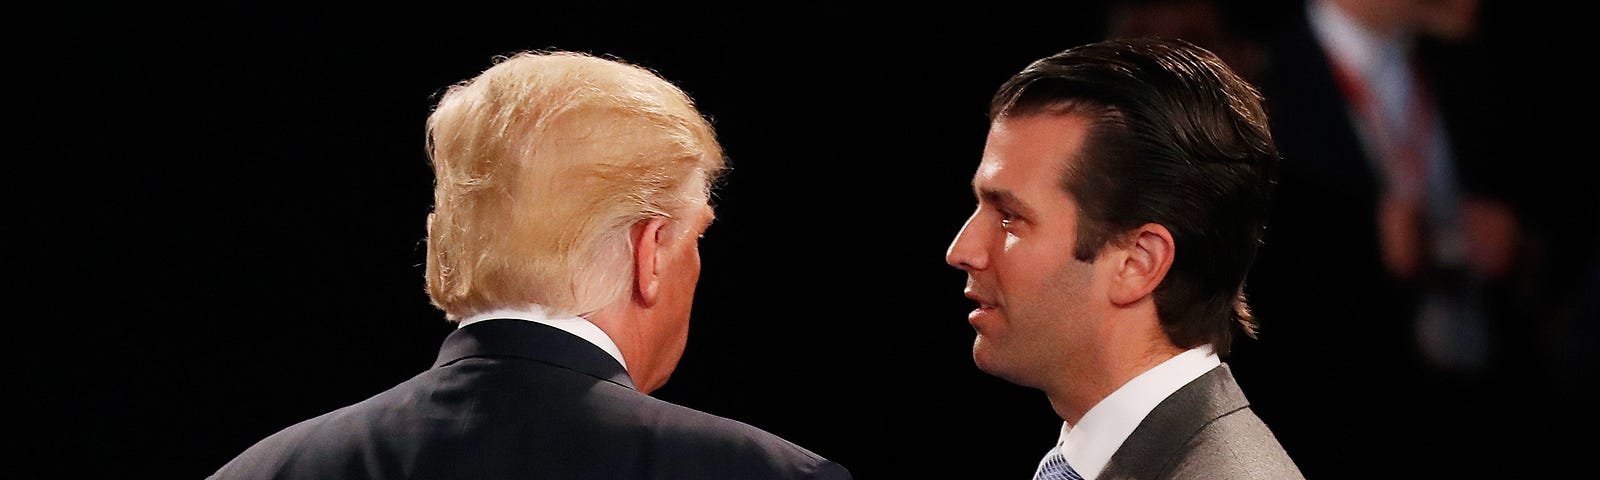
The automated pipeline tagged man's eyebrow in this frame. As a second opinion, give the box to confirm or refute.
[978,188,1036,218]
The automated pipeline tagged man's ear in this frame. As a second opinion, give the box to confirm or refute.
[1108,223,1175,306]
[632,217,669,307]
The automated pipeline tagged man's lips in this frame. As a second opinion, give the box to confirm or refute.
[964,290,999,325]
[964,290,998,309]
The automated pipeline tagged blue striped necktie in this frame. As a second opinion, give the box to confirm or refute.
[1033,445,1084,480]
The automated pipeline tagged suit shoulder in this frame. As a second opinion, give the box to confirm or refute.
[210,362,852,479]
[207,374,435,479]
[609,391,851,479]
[1164,407,1305,480]
[207,406,355,479]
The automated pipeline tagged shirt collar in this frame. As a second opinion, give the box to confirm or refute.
[1056,345,1221,479]
[459,305,628,371]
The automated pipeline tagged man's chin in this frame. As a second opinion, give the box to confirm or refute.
[971,339,1005,377]
[973,340,1041,388]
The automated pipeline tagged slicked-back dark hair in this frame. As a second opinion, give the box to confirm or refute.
[989,37,1277,354]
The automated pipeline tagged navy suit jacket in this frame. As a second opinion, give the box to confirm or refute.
[210,319,851,479]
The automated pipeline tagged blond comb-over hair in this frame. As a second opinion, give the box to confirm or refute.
[424,51,724,321]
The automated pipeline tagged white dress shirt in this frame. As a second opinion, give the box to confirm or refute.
[458,305,628,371]
[1034,346,1221,480]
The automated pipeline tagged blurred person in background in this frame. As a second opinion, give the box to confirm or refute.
[1239,0,1572,476]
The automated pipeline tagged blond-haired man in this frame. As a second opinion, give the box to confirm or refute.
[209,51,851,480]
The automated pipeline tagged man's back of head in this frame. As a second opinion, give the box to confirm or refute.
[209,51,852,480]
[424,51,725,322]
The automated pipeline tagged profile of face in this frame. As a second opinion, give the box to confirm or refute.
[634,200,716,393]
[946,113,1112,390]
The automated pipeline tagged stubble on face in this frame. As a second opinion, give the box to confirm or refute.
[974,251,1101,391]
[962,113,1108,394]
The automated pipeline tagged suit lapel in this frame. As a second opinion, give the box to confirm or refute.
[432,318,637,390]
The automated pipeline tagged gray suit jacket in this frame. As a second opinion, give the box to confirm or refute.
[1099,364,1304,480]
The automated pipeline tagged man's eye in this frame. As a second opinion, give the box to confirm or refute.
[999,212,1017,227]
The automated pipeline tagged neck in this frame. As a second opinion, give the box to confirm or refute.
[1045,307,1182,425]
[586,301,662,393]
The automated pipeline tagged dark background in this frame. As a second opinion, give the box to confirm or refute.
[19,2,1584,479]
